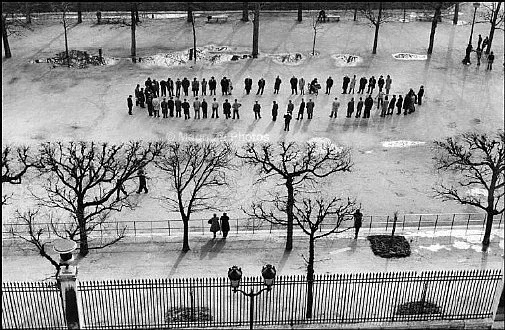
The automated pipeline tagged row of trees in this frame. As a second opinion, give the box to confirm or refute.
[2,131,503,317]
[3,2,503,60]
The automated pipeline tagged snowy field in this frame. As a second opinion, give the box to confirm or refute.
[2,7,504,281]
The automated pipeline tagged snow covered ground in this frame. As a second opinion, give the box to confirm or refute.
[2,8,504,279]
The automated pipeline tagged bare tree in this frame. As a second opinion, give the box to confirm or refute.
[24,2,31,24]
[154,141,235,252]
[360,2,389,54]
[187,2,193,23]
[242,2,249,22]
[77,2,82,24]
[30,141,164,257]
[427,2,444,55]
[293,195,357,318]
[50,2,71,67]
[298,3,303,22]
[190,11,197,63]
[131,2,136,62]
[237,141,353,251]
[479,2,504,54]
[453,3,459,25]
[433,131,504,250]
[2,146,40,205]
[252,2,260,58]
[1,14,11,58]
[310,11,323,56]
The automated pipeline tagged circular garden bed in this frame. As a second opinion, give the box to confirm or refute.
[367,235,411,258]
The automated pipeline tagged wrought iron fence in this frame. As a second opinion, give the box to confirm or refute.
[3,212,502,243]
[2,269,502,329]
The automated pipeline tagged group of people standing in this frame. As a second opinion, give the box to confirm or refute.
[462,34,496,70]
[127,74,426,130]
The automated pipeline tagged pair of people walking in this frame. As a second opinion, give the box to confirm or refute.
[209,213,231,239]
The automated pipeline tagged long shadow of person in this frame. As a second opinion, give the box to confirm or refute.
[199,239,217,260]
[263,120,275,135]
[168,250,188,277]
[208,238,227,260]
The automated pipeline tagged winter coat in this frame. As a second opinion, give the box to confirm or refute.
[274,77,282,89]
[272,103,279,116]
[290,77,298,88]
[209,216,220,233]
[192,80,199,91]
[209,79,217,89]
[306,101,315,112]
[220,215,230,232]
[326,78,333,87]
[299,78,305,89]
[298,101,305,112]
[385,77,392,90]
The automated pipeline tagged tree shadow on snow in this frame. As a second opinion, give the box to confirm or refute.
[277,249,292,273]
[207,238,227,259]
[168,250,188,277]
[199,239,217,260]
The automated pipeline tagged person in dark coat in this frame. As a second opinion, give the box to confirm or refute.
[139,88,145,108]
[272,101,278,121]
[356,97,363,118]
[325,76,333,94]
[153,79,159,97]
[403,92,411,115]
[482,36,489,52]
[175,97,182,117]
[364,95,373,118]
[160,80,167,97]
[477,34,482,50]
[462,43,473,65]
[346,98,354,118]
[167,78,174,97]
[201,78,207,95]
[353,209,363,239]
[208,213,221,239]
[145,77,152,89]
[209,76,217,95]
[358,77,367,94]
[253,100,261,119]
[201,98,208,118]
[220,213,230,238]
[417,86,425,105]
[487,51,495,70]
[134,84,141,106]
[182,77,190,96]
[115,179,127,201]
[377,75,385,92]
[244,77,253,95]
[342,75,350,94]
[182,99,190,119]
[367,76,376,94]
[396,95,403,115]
[175,78,182,97]
[146,93,153,116]
[274,76,282,94]
[168,97,175,117]
[256,78,265,95]
[223,99,231,119]
[136,168,148,194]
[127,95,133,115]
[192,78,200,97]
[306,99,315,119]
[387,95,396,115]
[297,98,305,120]
[284,112,292,131]
[290,76,298,95]
[161,97,168,118]
[221,77,229,95]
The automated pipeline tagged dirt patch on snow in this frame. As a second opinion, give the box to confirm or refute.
[331,54,362,66]
[268,52,305,66]
[393,53,428,61]
[31,49,120,68]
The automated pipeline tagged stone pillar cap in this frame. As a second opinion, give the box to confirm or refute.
[53,239,77,254]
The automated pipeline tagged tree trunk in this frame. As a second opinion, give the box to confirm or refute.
[77,205,89,256]
[242,2,249,22]
[191,12,196,63]
[391,213,397,236]
[131,7,136,62]
[427,4,442,55]
[285,180,294,251]
[305,233,315,319]
[354,8,358,21]
[182,216,190,251]
[312,28,317,55]
[482,178,497,248]
[486,1,502,55]
[2,15,12,58]
[63,11,70,68]
[187,3,193,23]
[372,3,382,54]
[298,3,302,22]
[453,3,459,25]
[77,3,82,24]
[252,3,259,58]
[25,3,32,24]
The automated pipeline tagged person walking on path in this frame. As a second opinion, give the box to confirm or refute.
[417,86,425,105]
[396,95,403,115]
[330,97,340,118]
[364,95,373,118]
[299,77,305,95]
[175,97,182,118]
[182,99,190,119]
[353,209,363,239]
[272,101,278,121]
[487,51,495,70]
[209,76,217,95]
[201,98,208,118]
[253,100,262,119]
[223,99,231,119]
[342,75,350,94]
[348,75,356,94]
[193,97,201,119]
[356,97,363,118]
[297,98,305,120]
[477,34,482,50]
[306,99,315,119]
[257,78,265,95]
[245,77,253,95]
[201,78,207,96]
[482,36,489,52]
[116,179,127,201]
[290,76,298,95]
[385,75,392,95]
[387,95,396,115]
[211,98,219,118]
[208,214,221,239]
[284,111,292,131]
[232,99,241,119]
[136,168,148,194]
[274,76,282,94]
[346,98,354,118]
[325,76,333,94]
[220,213,230,239]
[127,95,133,115]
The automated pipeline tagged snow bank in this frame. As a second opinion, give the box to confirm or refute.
[418,243,451,252]
[268,53,305,66]
[331,54,362,67]
[381,140,426,148]
[393,53,428,61]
